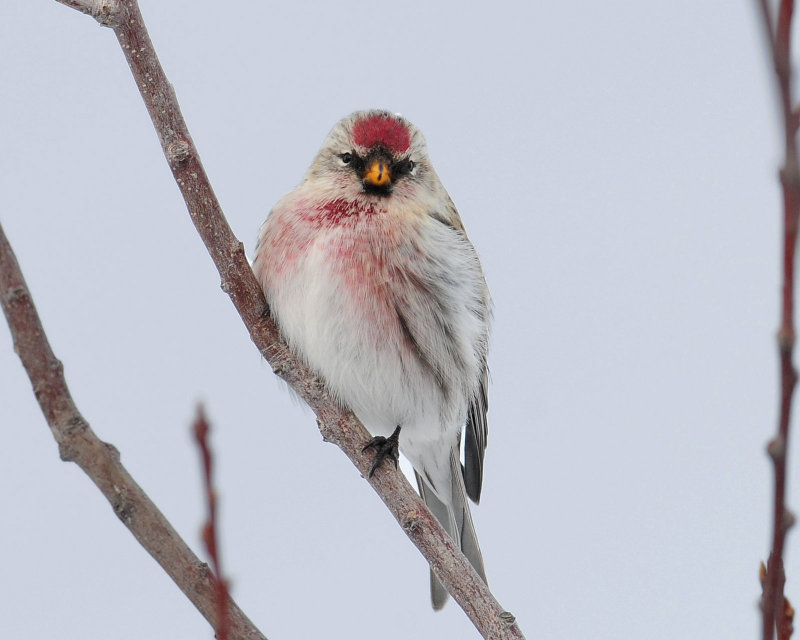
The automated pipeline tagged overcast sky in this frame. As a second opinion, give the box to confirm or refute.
[0,1,788,639]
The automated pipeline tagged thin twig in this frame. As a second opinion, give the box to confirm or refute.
[46,1,525,638]
[0,222,267,640]
[756,2,800,639]
[194,406,231,640]
[759,0,778,53]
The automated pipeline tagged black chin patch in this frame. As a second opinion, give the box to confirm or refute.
[362,181,393,197]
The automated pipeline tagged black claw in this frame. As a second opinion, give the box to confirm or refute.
[260,303,271,319]
[362,425,401,478]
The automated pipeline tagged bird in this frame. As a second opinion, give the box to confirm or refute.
[253,110,490,609]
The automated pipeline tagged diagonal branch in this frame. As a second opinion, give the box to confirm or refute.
[35,0,526,638]
[0,221,267,640]
[756,2,800,639]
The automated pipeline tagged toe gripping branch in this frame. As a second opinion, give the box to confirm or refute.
[362,425,401,478]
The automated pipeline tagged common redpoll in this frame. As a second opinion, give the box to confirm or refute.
[253,110,490,609]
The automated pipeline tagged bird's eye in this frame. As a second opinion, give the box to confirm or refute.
[340,152,353,164]
[396,159,415,175]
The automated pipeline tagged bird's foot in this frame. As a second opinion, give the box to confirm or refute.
[362,425,401,478]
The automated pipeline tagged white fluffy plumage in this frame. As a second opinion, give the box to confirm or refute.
[253,110,490,608]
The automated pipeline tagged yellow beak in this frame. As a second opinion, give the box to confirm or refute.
[364,159,392,187]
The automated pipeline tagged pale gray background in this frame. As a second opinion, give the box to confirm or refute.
[0,1,783,638]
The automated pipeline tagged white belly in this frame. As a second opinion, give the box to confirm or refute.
[255,199,488,494]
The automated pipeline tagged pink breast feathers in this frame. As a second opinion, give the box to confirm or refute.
[310,198,380,228]
[352,114,411,154]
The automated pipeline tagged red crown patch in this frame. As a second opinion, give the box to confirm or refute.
[352,114,411,154]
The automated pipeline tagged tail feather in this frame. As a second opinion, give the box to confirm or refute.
[450,451,486,584]
[414,451,486,609]
[415,473,454,609]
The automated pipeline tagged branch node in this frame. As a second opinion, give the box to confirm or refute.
[48,358,63,374]
[64,414,88,436]
[499,611,517,625]
[4,284,27,305]
[778,327,796,351]
[56,416,89,461]
[270,362,286,377]
[316,418,334,443]
[769,435,787,460]
[88,0,123,27]
[310,374,326,396]
[111,485,135,524]
[782,157,800,189]
[57,441,76,462]
[786,597,796,623]
[104,441,121,462]
[167,139,191,164]
[402,510,422,533]
[783,508,797,533]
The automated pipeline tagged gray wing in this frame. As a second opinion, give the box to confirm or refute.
[463,365,488,503]
[427,200,491,504]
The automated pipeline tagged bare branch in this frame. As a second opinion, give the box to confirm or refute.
[757,0,778,53]
[756,2,800,639]
[44,0,526,637]
[0,222,267,640]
